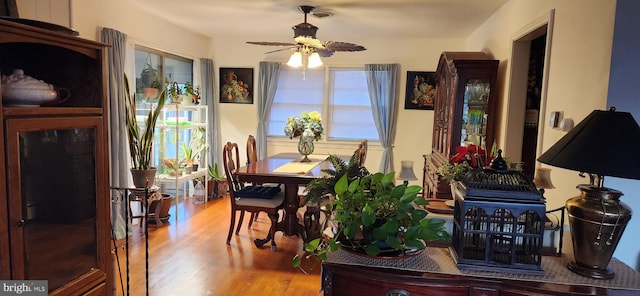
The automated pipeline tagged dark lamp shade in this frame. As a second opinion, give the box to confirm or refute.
[538,108,640,180]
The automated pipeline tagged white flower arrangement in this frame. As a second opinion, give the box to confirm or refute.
[284,111,323,141]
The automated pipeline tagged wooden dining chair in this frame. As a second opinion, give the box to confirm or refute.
[223,141,285,250]
[245,135,283,229]
[356,139,368,166]
[246,134,258,165]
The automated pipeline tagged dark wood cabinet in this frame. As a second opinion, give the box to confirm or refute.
[322,249,640,296]
[0,19,111,295]
[424,52,499,199]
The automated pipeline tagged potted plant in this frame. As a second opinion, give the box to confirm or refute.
[180,127,207,171]
[438,144,499,193]
[168,81,182,103]
[125,74,166,188]
[140,57,161,99]
[207,163,227,198]
[293,154,450,272]
[184,81,201,105]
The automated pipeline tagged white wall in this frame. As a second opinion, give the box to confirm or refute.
[467,0,616,214]
[16,0,70,27]
[69,0,212,65]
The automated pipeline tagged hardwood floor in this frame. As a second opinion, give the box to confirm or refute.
[112,194,322,296]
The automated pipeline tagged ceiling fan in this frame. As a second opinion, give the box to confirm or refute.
[246,5,366,59]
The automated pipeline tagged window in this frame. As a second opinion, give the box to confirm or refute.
[134,47,194,169]
[269,67,378,141]
[134,46,193,97]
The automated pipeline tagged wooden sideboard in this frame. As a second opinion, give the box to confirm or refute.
[322,247,640,296]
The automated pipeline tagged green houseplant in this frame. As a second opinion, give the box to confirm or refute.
[180,127,207,170]
[124,74,166,188]
[140,57,161,99]
[207,163,227,198]
[184,81,201,105]
[293,154,450,272]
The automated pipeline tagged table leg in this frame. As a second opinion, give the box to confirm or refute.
[282,183,306,237]
[255,183,309,248]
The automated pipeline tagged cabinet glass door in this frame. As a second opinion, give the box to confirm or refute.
[6,117,104,291]
[460,79,491,148]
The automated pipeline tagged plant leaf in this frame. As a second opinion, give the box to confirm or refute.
[385,236,403,250]
[381,172,395,186]
[329,238,341,252]
[361,203,375,226]
[304,238,321,252]
[411,209,427,224]
[334,174,348,195]
[404,238,425,250]
[413,197,428,206]
[365,245,380,256]
[292,255,301,267]
[380,220,399,234]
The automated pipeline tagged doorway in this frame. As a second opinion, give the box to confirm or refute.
[520,35,546,178]
[503,10,554,179]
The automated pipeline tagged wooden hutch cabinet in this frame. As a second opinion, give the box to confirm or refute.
[0,20,112,295]
[423,52,498,199]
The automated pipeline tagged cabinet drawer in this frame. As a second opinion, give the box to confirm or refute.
[323,264,469,296]
[471,286,499,296]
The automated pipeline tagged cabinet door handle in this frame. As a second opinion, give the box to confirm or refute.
[16,219,25,227]
[387,289,410,296]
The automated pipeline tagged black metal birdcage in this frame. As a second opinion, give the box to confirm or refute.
[450,153,546,275]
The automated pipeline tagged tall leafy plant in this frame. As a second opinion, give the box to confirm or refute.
[124,74,166,169]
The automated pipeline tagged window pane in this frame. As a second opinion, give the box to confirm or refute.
[269,67,378,142]
[134,47,194,169]
[269,69,324,136]
[329,69,378,140]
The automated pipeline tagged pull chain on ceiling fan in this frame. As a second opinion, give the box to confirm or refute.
[247,5,366,69]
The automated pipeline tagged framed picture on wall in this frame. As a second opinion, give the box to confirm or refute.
[220,67,253,104]
[405,71,436,110]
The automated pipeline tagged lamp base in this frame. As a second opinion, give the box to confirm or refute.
[567,261,615,279]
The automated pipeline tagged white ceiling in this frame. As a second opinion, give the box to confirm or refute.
[130,0,508,43]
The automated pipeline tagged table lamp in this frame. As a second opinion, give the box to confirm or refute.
[538,107,640,279]
[533,167,555,190]
[398,160,418,186]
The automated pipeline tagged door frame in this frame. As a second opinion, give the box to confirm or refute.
[503,9,555,169]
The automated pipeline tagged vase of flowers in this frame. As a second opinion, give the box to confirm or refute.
[284,111,323,162]
[297,137,314,162]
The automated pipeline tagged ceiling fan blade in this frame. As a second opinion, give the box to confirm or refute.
[323,41,366,52]
[264,46,296,54]
[316,48,335,58]
[246,41,297,46]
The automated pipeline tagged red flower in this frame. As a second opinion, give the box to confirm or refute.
[450,144,493,168]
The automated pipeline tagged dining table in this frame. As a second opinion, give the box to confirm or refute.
[234,153,335,247]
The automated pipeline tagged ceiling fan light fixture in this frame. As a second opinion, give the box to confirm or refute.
[307,51,323,68]
[287,51,303,68]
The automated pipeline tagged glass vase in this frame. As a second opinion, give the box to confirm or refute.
[297,137,314,162]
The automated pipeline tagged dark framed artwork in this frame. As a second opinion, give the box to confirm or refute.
[405,71,436,110]
[219,67,253,104]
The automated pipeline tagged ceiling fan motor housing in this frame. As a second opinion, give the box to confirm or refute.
[293,22,318,39]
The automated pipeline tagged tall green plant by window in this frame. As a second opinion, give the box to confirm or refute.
[124,74,166,169]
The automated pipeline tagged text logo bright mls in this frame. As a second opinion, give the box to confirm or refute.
[0,281,47,295]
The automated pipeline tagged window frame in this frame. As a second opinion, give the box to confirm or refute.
[268,66,379,144]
